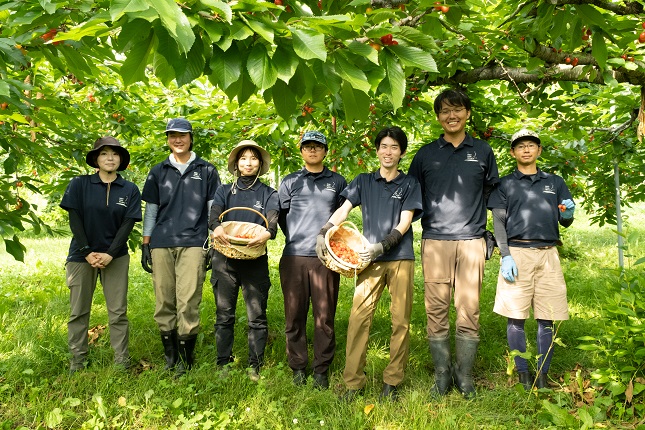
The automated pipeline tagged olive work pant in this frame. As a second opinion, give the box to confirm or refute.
[343,260,414,389]
[66,255,130,366]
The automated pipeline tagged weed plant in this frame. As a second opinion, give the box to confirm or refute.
[0,206,643,429]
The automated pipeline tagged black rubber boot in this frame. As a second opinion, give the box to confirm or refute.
[429,336,452,397]
[518,371,533,391]
[160,329,178,371]
[536,372,548,389]
[176,334,197,377]
[453,334,479,399]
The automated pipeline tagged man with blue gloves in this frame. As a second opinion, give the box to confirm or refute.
[488,129,575,391]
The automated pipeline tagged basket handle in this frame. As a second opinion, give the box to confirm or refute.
[338,220,361,235]
[219,206,269,229]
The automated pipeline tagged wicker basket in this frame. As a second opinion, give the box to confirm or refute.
[211,207,269,260]
[324,221,371,278]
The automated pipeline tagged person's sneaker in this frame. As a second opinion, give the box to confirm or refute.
[312,372,329,390]
[379,383,398,401]
[293,369,307,386]
[247,367,260,382]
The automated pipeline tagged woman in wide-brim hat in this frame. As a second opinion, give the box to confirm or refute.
[59,136,142,374]
[208,139,279,380]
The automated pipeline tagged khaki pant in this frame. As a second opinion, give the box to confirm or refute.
[66,255,130,365]
[494,247,569,321]
[343,260,414,389]
[152,247,206,336]
[421,238,486,338]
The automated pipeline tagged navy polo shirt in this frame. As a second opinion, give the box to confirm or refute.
[409,134,499,240]
[60,173,142,262]
[142,156,220,248]
[488,168,573,245]
[279,167,347,257]
[341,170,422,262]
[214,180,279,226]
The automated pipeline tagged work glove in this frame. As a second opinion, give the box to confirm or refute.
[560,199,575,219]
[204,248,214,271]
[358,243,384,262]
[141,244,153,273]
[315,234,328,263]
[501,255,518,282]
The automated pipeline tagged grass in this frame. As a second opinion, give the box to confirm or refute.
[0,205,643,429]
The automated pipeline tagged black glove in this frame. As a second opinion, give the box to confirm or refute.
[205,248,214,271]
[141,244,153,273]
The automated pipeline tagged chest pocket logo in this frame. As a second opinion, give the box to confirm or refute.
[190,171,202,181]
[465,151,479,162]
[116,196,129,207]
[323,182,337,193]
[391,187,404,200]
[253,200,265,210]
[543,184,556,194]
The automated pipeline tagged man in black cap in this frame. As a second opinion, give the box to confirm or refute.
[488,128,574,390]
[60,137,142,373]
[141,118,221,376]
[278,130,347,388]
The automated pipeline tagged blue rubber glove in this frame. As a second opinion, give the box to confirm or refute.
[501,255,518,282]
[560,199,575,219]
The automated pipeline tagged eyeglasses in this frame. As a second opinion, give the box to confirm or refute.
[302,144,326,152]
[514,143,539,151]
[438,107,466,116]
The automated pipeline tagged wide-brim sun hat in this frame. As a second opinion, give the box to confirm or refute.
[86,136,130,171]
[227,140,271,176]
[511,129,541,147]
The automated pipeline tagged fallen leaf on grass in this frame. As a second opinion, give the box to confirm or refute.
[87,325,106,345]
[118,397,126,407]
[364,404,374,415]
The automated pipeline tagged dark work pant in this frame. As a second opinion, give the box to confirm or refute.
[211,251,271,369]
[279,256,340,375]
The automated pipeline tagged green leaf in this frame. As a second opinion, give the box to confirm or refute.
[210,44,242,90]
[347,40,379,65]
[271,79,297,120]
[109,0,149,21]
[3,153,18,174]
[341,81,370,124]
[58,45,93,79]
[634,257,645,266]
[120,29,154,85]
[333,53,370,94]
[273,46,299,83]
[244,16,274,45]
[247,44,278,90]
[4,236,25,262]
[54,22,112,42]
[383,51,405,112]
[38,0,56,14]
[0,80,8,96]
[575,4,607,27]
[175,33,205,87]
[150,0,195,54]
[292,29,327,61]
[591,32,607,70]
[388,45,437,72]
[200,0,232,23]
[228,20,254,42]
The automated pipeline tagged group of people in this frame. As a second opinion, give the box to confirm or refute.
[60,88,576,399]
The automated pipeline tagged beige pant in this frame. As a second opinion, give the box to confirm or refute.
[343,260,414,389]
[152,247,206,336]
[494,247,569,321]
[66,255,130,365]
[421,238,486,338]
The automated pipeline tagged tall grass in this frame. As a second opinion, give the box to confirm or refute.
[0,205,643,429]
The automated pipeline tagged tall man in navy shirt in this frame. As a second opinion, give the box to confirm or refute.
[409,89,499,398]
[488,129,574,390]
[319,126,422,401]
[141,118,221,376]
[279,131,347,389]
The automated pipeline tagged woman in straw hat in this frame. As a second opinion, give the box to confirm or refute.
[60,137,142,374]
[209,140,279,381]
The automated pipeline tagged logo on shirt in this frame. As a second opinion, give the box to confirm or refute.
[465,151,479,162]
[323,183,337,193]
[543,184,556,194]
[116,196,129,207]
[253,201,265,210]
[391,187,404,200]
[190,171,202,181]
